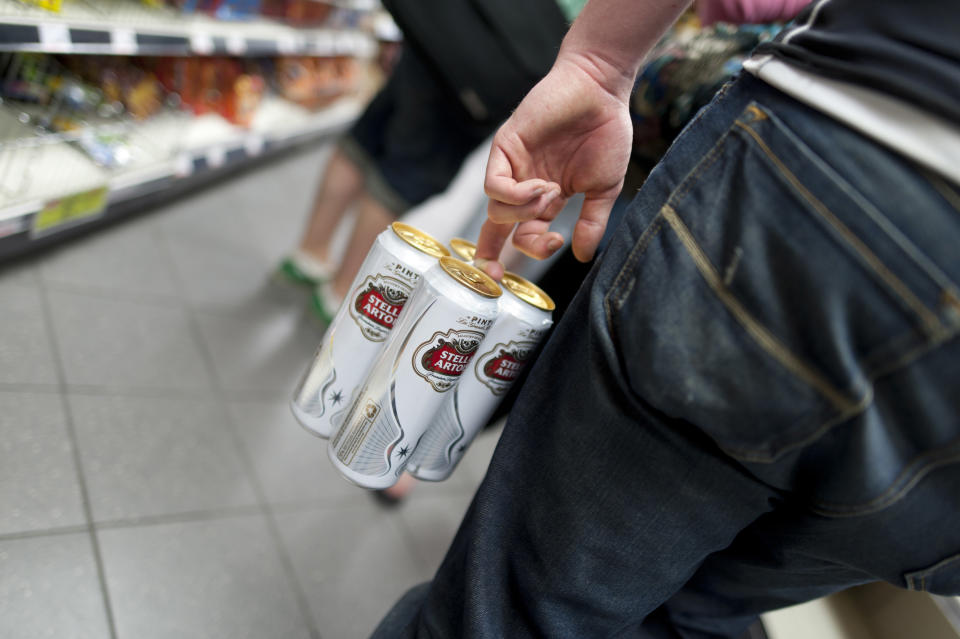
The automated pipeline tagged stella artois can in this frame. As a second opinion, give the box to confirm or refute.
[448,238,476,262]
[327,257,502,489]
[290,222,449,438]
[407,272,554,482]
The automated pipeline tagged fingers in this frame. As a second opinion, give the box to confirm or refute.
[474,218,513,281]
[570,192,617,262]
[512,218,566,260]
[484,144,562,222]
[486,187,563,224]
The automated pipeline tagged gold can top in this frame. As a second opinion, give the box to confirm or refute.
[502,271,555,311]
[439,257,502,299]
[448,238,477,261]
[391,222,450,259]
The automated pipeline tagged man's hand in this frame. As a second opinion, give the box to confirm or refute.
[477,53,634,280]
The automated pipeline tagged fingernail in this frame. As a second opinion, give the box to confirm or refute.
[473,258,489,269]
[543,190,560,205]
[548,239,563,252]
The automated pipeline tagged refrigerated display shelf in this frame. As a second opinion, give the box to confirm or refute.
[0,0,377,57]
[0,92,363,259]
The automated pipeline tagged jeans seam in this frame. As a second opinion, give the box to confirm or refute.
[732,118,945,339]
[661,203,859,415]
[905,551,960,592]
[722,325,959,465]
[925,170,960,215]
[605,215,667,321]
[809,437,960,517]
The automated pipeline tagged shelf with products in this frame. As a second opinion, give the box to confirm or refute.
[0,0,379,57]
[0,49,383,259]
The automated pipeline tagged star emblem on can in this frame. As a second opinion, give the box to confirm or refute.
[329,390,343,405]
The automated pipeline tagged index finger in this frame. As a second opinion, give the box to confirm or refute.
[474,217,513,281]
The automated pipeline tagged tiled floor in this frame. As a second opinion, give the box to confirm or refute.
[0,143,501,639]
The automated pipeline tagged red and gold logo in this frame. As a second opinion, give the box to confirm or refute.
[413,329,484,392]
[348,274,411,341]
[474,340,534,395]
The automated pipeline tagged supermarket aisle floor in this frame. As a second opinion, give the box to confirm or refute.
[0,142,499,639]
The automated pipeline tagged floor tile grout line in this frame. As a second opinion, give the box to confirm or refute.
[218,400,324,639]
[0,381,288,402]
[41,280,186,308]
[157,232,323,639]
[0,496,392,543]
[36,282,120,639]
[0,524,91,543]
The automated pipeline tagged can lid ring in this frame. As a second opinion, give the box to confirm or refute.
[449,238,477,261]
[501,271,556,311]
[391,222,450,259]
[439,257,502,298]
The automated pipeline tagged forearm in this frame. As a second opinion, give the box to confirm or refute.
[559,0,693,100]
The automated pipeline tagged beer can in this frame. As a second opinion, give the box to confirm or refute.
[448,237,476,262]
[328,257,502,489]
[407,271,554,482]
[290,222,449,438]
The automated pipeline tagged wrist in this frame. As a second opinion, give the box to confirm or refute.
[553,47,638,104]
[557,0,692,100]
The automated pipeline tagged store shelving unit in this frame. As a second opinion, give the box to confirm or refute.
[0,0,377,57]
[0,0,384,260]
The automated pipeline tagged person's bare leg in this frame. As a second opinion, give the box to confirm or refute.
[329,193,395,300]
[299,148,366,262]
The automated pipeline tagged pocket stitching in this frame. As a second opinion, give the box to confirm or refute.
[733,113,945,340]
[605,216,666,319]
[905,551,960,592]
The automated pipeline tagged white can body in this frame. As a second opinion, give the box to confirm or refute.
[328,264,500,489]
[290,228,442,438]
[407,290,553,481]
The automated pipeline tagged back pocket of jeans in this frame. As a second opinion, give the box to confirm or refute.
[604,101,949,465]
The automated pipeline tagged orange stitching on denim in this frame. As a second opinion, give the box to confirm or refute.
[723,324,959,464]
[746,104,768,121]
[662,204,858,413]
[733,120,943,338]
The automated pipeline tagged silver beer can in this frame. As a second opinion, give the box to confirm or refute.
[290,222,449,438]
[407,272,554,482]
[328,257,502,489]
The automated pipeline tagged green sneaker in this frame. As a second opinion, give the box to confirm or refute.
[276,250,335,287]
[310,282,343,324]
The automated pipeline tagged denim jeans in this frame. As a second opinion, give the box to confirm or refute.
[371,73,960,638]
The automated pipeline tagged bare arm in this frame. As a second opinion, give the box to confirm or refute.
[477,0,692,279]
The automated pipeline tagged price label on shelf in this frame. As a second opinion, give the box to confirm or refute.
[111,28,138,55]
[32,187,108,238]
[190,32,215,55]
[226,34,247,55]
[206,146,226,169]
[244,135,265,157]
[312,32,336,56]
[277,34,299,55]
[174,152,194,177]
[38,23,71,52]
